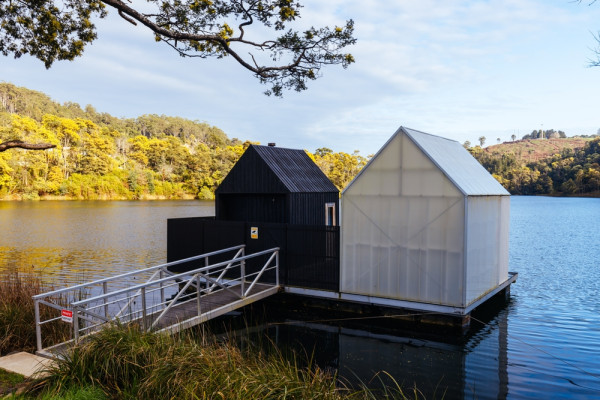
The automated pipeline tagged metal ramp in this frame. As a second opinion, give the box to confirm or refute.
[33,245,280,358]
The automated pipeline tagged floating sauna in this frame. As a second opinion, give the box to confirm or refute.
[167,129,517,326]
[339,127,514,314]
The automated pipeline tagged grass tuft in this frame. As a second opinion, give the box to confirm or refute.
[31,324,426,399]
[0,270,70,356]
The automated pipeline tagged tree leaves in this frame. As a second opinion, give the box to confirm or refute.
[0,1,106,68]
[0,83,370,199]
[1,1,356,96]
[470,138,600,195]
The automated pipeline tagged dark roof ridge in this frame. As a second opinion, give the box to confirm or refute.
[250,144,338,193]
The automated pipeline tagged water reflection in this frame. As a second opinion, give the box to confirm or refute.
[0,200,214,286]
[210,301,510,400]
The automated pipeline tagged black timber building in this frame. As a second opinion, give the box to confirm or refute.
[215,144,339,226]
[168,144,341,291]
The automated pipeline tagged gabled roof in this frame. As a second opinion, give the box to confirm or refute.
[217,145,338,193]
[403,127,509,196]
[343,127,509,196]
[252,145,338,192]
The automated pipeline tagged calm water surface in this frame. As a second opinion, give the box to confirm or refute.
[0,200,214,285]
[1,197,599,399]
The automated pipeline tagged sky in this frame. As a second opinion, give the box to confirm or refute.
[2,0,600,155]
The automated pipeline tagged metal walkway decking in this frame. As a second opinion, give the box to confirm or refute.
[150,282,279,333]
[33,245,280,358]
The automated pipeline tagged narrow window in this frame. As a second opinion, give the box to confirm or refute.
[325,203,336,226]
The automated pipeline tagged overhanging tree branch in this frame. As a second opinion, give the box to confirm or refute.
[0,1,356,96]
[0,140,56,153]
[577,0,600,67]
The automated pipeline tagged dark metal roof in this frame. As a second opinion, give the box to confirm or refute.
[251,145,338,193]
[217,145,338,194]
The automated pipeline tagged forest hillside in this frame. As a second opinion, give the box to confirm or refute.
[470,136,600,196]
[483,137,593,164]
[2,83,599,199]
[0,83,368,200]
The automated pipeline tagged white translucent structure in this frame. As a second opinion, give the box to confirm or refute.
[341,127,510,310]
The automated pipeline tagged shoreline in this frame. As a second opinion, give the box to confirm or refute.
[0,194,200,201]
[1,193,599,201]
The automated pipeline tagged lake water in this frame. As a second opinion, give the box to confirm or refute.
[1,197,599,399]
[0,200,214,285]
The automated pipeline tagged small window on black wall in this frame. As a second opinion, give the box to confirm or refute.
[325,203,336,226]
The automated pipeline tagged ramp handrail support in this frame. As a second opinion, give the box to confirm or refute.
[149,247,278,331]
[75,246,277,335]
[243,251,277,297]
[34,245,246,352]
[113,267,163,321]
[32,245,246,300]
[34,246,280,352]
[70,247,278,307]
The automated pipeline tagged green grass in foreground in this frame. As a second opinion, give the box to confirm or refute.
[0,274,434,399]
[35,385,106,400]
[0,271,71,356]
[28,324,426,400]
[1,369,104,400]
[0,368,26,398]
[0,368,24,386]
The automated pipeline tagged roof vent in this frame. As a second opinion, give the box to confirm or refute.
[268,142,276,147]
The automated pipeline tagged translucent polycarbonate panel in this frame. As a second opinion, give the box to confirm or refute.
[403,127,510,196]
[376,133,402,170]
[464,196,510,305]
[400,135,456,198]
[341,195,465,305]
[497,196,510,283]
[341,132,466,306]
[401,135,432,170]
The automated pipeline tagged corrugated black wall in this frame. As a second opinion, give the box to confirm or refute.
[217,194,287,223]
[287,192,339,225]
[215,145,339,226]
[217,192,339,225]
[167,217,340,291]
[216,147,288,194]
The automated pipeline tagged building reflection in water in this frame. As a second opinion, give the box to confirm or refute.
[214,303,510,400]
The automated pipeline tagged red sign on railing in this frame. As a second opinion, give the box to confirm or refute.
[61,309,73,323]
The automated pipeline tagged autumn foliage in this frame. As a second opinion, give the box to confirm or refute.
[0,83,368,200]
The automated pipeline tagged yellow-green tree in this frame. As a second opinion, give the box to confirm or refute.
[310,148,369,191]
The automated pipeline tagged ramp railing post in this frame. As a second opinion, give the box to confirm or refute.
[276,250,279,286]
[34,299,42,353]
[103,282,108,319]
[204,257,209,291]
[160,270,165,307]
[196,274,202,316]
[73,306,80,344]
[141,287,147,331]
[241,259,246,297]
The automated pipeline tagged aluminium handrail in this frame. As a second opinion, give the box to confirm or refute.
[244,251,277,297]
[34,245,279,353]
[149,247,279,331]
[70,247,279,307]
[32,244,246,299]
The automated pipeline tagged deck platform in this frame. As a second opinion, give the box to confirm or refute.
[152,283,280,334]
